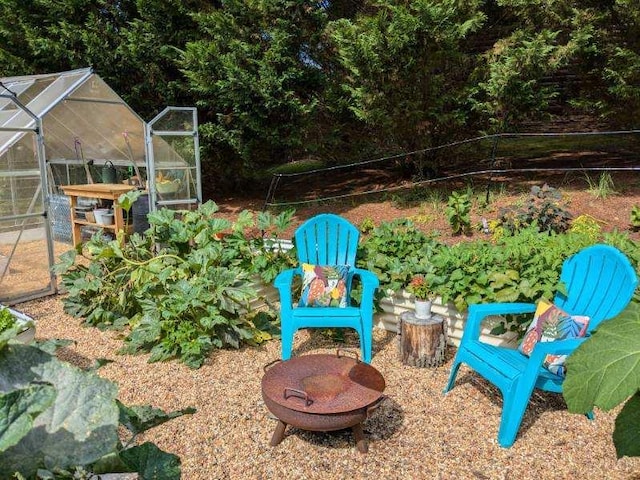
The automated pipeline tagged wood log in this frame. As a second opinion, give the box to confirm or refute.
[397,312,447,367]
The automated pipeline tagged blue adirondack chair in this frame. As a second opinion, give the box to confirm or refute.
[444,244,638,447]
[274,214,380,363]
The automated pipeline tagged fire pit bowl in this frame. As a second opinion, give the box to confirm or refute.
[261,350,386,453]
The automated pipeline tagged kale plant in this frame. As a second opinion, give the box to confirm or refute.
[499,184,572,234]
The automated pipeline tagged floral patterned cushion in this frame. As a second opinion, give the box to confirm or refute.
[299,264,350,308]
[518,299,590,377]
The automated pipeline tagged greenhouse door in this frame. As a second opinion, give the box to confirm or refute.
[146,107,201,212]
[0,96,57,304]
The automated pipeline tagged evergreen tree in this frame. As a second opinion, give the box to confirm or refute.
[182,0,328,182]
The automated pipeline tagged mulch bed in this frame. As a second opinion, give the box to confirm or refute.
[15,295,640,479]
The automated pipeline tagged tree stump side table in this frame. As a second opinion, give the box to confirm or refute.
[398,311,447,367]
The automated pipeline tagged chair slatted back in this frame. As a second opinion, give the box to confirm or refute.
[295,214,360,266]
[554,244,638,331]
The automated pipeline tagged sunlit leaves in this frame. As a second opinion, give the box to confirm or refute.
[55,201,295,368]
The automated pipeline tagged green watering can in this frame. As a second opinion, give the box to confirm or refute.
[102,161,117,184]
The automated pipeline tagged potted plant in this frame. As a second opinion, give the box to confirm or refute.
[0,305,35,344]
[406,274,434,319]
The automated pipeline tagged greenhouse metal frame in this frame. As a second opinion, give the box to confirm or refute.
[0,68,201,304]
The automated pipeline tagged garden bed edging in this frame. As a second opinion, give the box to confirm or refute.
[374,289,519,348]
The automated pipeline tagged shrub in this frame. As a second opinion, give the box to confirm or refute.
[498,184,572,234]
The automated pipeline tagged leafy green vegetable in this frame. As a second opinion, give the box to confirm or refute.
[564,302,640,458]
[613,394,640,458]
[0,344,119,477]
[117,401,196,439]
[119,442,181,480]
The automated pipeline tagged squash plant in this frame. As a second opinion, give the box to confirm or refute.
[55,201,296,368]
[0,331,193,478]
[564,301,640,458]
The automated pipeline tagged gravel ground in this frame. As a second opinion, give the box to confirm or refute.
[17,295,640,480]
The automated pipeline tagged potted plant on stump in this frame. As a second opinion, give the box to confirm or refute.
[406,275,434,320]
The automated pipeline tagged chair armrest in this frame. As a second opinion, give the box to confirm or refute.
[274,267,301,308]
[352,268,380,310]
[516,337,588,385]
[352,268,380,290]
[464,302,537,341]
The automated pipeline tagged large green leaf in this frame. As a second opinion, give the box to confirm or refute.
[0,344,119,477]
[117,401,196,436]
[613,393,640,458]
[564,302,640,413]
[119,442,181,480]
[0,384,56,451]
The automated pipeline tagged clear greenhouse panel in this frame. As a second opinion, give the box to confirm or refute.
[151,109,195,132]
[152,134,197,202]
[0,133,40,220]
[44,100,145,165]
[0,217,63,304]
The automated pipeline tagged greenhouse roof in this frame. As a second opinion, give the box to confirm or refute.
[0,68,147,166]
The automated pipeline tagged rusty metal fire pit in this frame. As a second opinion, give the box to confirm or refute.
[261,350,386,453]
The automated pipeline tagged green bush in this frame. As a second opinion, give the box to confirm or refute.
[498,184,572,234]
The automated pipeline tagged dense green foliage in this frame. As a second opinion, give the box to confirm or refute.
[55,201,295,368]
[54,183,640,365]
[0,333,192,478]
[0,0,209,118]
[328,0,485,156]
[357,212,640,335]
[182,0,327,180]
[2,1,639,190]
[564,302,640,458]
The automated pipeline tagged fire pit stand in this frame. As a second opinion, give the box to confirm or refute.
[261,351,386,453]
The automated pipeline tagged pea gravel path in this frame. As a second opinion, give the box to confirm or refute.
[17,295,640,480]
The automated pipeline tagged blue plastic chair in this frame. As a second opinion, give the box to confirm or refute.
[274,214,380,363]
[444,244,638,447]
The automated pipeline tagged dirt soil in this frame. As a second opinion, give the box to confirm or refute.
[215,169,640,244]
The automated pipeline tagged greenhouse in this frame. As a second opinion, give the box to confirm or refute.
[0,68,201,304]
